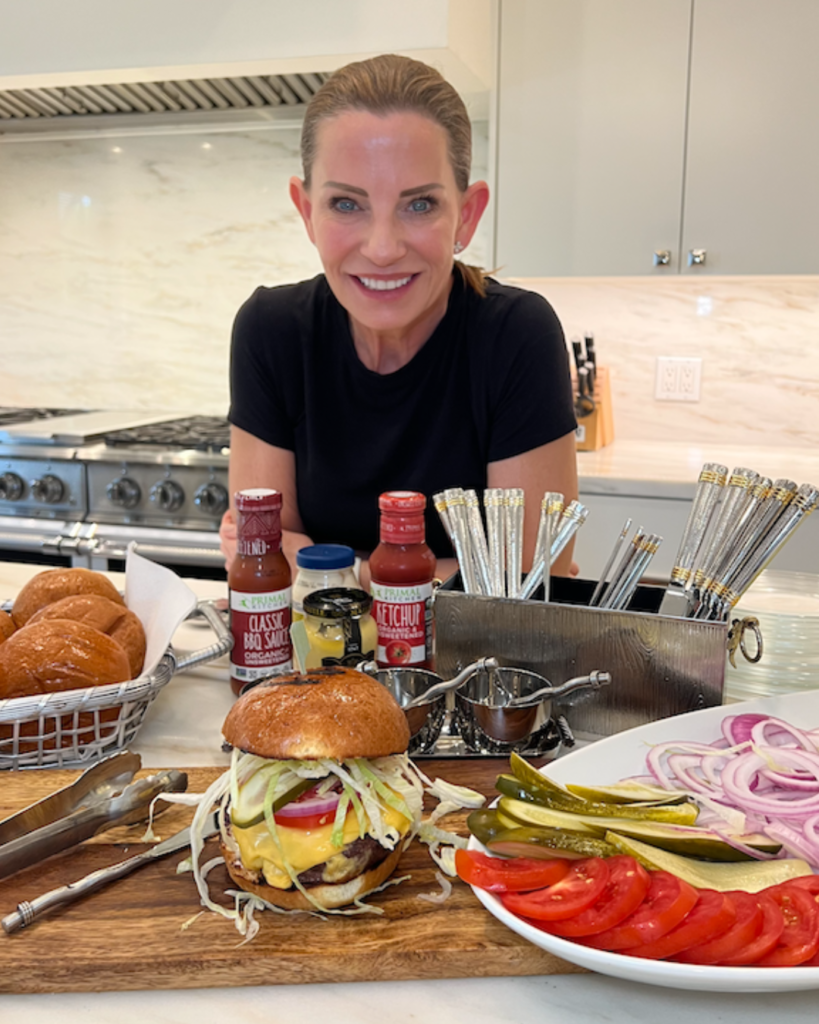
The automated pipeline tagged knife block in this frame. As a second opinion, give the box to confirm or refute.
[574,365,614,452]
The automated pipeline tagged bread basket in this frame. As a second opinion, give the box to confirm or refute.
[0,599,231,770]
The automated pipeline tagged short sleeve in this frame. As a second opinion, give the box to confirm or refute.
[227,287,301,451]
[483,288,577,463]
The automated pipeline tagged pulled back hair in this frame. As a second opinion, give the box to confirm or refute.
[300,53,488,296]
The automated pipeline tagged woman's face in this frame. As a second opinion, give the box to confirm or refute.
[290,110,488,343]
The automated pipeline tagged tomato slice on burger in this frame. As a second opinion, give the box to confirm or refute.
[501,857,610,922]
[455,849,571,892]
[718,891,785,966]
[675,890,763,965]
[625,889,736,961]
[755,883,819,967]
[273,784,341,830]
[583,870,699,951]
[537,855,650,938]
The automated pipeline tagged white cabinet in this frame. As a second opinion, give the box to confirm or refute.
[496,0,819,276]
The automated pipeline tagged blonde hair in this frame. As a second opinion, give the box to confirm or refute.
[301,54,487,296]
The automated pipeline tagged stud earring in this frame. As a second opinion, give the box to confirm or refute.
[454,241,465,255]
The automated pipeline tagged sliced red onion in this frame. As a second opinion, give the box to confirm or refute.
[722,713,769,746]
[750,716,817,751]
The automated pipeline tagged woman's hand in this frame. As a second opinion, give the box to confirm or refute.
[219,509,237,570]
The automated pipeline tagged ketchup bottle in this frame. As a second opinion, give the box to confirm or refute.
[369,491,436,669]
[228,488,292,696]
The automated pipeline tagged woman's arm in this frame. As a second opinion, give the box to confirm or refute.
[487,431,579,576]
[219,425,313,572]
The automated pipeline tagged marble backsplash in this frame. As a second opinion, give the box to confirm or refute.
[511,274,819,450]
[1,120,816,450]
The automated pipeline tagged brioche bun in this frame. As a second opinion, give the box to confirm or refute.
[28,594,146,678]
[12,567,124,629]
[222,666,411,760]
[0,610,15,644]
[0,619,131,700]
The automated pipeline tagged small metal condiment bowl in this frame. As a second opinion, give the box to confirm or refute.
[372,667,448,755]
[453,666,609,755]
[454,666,554,754]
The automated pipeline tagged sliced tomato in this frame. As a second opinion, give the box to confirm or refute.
[675,890,763,965]
[755,884,819,967]
[780,875,819,897]
[273,783,341,830]
[718,891,785,966]
[539,856,650,938]
[455,849,571,892]
[502,857,610,922]
[626,889,736,961]
[583,870,699,951]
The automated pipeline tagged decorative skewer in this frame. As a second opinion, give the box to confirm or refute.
[590,517,632,607]
[443,488,479,595]
[504,488,525,599]
[484,488,506,597]
[464,489,492,595]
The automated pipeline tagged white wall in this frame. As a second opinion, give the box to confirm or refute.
[0,0,491,99]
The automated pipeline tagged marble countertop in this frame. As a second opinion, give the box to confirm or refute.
[577,439,819,499]
[1,562,818,1021]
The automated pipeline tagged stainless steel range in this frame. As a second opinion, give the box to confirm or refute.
[0,409,229,575]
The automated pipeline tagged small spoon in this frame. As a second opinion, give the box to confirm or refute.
[504,670,612,708]
[405,657,499,709]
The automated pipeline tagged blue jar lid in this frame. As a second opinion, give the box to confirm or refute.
[296,543,356,570]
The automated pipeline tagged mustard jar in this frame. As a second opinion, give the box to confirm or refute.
[302,588,377,669]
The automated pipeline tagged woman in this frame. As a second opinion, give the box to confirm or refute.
[222,54,579,584]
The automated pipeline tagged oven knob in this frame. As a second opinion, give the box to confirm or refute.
[194,482,229,518]
[107,476,141,509]
[30,474,65,504]
[0,472,25,501]
[150,479,185,513]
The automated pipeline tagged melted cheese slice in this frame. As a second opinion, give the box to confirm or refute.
[232,805,410,889]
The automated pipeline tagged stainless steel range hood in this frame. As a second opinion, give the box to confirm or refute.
[0,71,329,128]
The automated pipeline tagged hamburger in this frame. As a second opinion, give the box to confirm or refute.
[212,666,419,913]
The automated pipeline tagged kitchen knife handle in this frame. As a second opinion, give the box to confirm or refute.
[2,848,151,934]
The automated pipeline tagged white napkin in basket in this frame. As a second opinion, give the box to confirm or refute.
[124,546,198,677]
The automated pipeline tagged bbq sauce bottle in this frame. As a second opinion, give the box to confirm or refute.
[228,488,292,696]
[369,491,436,669]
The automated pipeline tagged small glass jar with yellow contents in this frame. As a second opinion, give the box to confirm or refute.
[302,588,377,669]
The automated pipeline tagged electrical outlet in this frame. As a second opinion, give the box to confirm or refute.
[655,357,702,402]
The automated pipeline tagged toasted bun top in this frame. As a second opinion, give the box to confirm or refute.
[223,667,411,760]
[12,568,124,628]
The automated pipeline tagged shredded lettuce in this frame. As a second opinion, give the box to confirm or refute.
[181,752,484,938]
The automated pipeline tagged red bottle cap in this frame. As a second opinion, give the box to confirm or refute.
[378,491,426,514]
[378,491,427,545]
[235,488,282,511]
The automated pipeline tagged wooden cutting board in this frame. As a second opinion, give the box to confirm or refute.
[0,759,583,993]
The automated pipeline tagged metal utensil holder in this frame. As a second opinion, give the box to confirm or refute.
[433,575,730,742]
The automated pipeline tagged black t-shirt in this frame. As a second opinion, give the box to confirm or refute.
[228,273,576,558]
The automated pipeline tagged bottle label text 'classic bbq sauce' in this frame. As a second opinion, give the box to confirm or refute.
[369,491,436,668]
[229,488,292,694]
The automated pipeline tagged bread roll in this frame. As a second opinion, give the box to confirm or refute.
[29,594,146,678]
[12,567,124,629]
[0,610,15,644]
[0,619,131,700]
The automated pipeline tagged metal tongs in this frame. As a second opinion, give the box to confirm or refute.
[0,750,188,881]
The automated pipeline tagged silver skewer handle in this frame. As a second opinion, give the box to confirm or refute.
[668,463,727,590]
[464,489,492,595]
[484,488,506,597]
[590,517,632,607]
[444,488,480,595]
[504,488,525,599]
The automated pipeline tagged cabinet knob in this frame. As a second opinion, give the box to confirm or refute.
[653,250,671,266]
[688,248,707,266]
